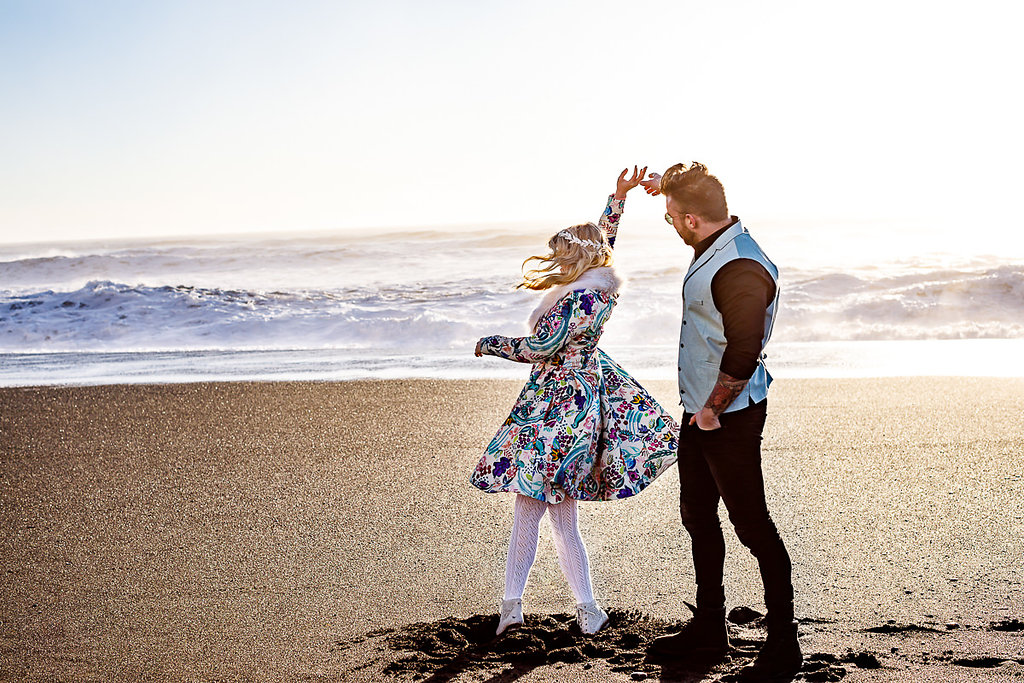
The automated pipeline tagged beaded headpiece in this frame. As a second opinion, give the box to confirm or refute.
[557,229,606,252]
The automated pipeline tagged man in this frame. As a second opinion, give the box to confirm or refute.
[641,162,801,680]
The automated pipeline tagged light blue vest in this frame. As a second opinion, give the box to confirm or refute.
[678,220,779,413]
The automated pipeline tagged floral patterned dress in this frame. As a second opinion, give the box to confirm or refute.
[470,196,680,503]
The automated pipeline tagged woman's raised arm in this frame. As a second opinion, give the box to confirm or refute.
[600,165,646,248]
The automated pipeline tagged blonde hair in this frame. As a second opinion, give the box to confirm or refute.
[518,222,613,291]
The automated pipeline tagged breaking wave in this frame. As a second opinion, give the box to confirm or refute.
[2,264,1022,355]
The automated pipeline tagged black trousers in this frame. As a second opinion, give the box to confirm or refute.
[678,399,794,619]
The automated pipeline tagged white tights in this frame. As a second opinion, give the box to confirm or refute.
[503,494,595,604]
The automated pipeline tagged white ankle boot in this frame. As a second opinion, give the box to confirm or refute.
[496,598,524,635]
[576,601,609,635]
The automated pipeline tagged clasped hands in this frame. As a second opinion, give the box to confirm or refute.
[616,165,663,199]
[615,166,663,199]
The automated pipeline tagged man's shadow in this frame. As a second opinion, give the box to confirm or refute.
[646,654,719,683]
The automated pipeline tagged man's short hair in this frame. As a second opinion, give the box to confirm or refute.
[660,162,729,222]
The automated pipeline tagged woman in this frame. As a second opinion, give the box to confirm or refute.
[471,167,680,636]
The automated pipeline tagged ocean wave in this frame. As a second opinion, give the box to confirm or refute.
[1,262,1022,354]
[0,279,531,352]
[780,264,1024,340]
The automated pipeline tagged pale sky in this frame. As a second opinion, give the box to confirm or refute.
[1,0,1022,245]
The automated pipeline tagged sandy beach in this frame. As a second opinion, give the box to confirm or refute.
[1,377,1023,681]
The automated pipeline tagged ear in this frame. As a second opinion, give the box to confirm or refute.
[684,213,697,231]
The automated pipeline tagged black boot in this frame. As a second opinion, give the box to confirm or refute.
[648,603,729,660]
[738,617,802,681]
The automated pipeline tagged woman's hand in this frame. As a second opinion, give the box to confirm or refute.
[640,172,663,196]
[614,165,647,200]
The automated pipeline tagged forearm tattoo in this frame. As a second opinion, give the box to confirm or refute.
[703,371,749,416]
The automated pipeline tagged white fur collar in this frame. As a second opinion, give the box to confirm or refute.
[527,266,624,330]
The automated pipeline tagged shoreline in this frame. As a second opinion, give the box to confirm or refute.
[3,338,1024,388]
[4,371,1024,391]
[2,377,1023,680]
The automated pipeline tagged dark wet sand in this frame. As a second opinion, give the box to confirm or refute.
[1,378,1023,681]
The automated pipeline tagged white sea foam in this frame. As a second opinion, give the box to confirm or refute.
[1,223,1022,385]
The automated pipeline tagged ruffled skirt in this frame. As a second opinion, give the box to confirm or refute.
[470,349,679,503]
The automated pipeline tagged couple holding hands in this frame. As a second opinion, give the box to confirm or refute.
[470,162,799,680]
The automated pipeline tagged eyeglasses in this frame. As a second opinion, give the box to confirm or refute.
[664,212,674,226]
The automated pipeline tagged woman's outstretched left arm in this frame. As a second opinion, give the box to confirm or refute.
[475,292,590,363]
[600,165,645,248]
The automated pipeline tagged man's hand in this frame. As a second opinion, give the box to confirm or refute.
[690,371,748,430]
[474,340,483,357]
[640,172,662,196]
[689,408,721,431]
[614,165,647,200]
